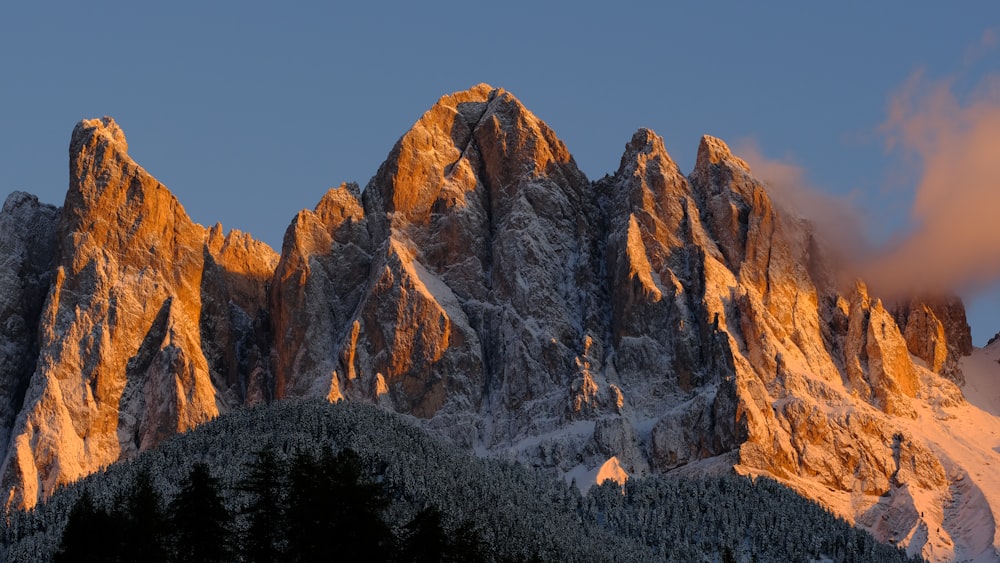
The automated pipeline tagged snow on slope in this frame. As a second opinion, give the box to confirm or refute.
[962,340,1000,417]
[881,344,1000,562]
[906,365,1000,562]
[731,352,1000,563]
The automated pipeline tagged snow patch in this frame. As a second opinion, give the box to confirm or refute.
[961,345,1000,417]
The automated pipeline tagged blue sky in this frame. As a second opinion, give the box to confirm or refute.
[3,2,1000,343]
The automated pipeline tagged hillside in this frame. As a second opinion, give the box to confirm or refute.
[2,400,921,562]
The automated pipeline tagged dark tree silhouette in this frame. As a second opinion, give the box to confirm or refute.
[239,442,284,563]
[284,448,328,561]
[119,468,168,562]
[284,447,395,562]
[168,462,233,563]
[399,506,450,562]
[54,491,123,563]
[323,448,395,560]
[399,506,486,562]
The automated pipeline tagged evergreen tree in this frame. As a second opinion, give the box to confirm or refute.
[324,448,395,560]
[284,448,328,561]
[399,506,486,562]
[119,468,168,562]
[239,442,284,563]
[399,506,450,563]
[54,491,123,563]
[450,519,486,562]
[284,447,395,562]
[168,462,233,563]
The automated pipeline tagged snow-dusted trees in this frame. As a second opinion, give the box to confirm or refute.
[3,400,925,563]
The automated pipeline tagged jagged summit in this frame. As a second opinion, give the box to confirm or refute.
[364,83,581,228]
[0,87,996,561]
[0,117,278,509]
[695,134,750,172]
[615,128,682,179]
[70,116,128,155]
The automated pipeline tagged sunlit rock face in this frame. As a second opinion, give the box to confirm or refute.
[0,118,277,509]
[272,85,989,561]
[893,297,973,384]
[273,85,604,449]
[1,86,994,561]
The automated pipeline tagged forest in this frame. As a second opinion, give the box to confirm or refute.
[2,400,924,562]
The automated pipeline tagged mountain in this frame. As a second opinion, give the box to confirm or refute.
[0,400,922,563]
[1,86,999,561]
[0,118,277,509]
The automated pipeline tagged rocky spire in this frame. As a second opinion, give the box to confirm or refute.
[0,118,277,509]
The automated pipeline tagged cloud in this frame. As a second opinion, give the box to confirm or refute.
[862,70,1000,296]
[963,26,999,66]
[734,140,870,264]
[735,65,1000,301]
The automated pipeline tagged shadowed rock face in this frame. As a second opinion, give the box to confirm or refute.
[0,193,60,469]
[0,87,986,560]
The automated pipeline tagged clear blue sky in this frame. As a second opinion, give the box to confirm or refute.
[3,2,1000,344]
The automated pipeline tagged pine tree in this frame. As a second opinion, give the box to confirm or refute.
[168,462,233,562]
[450,519,486,562]
[284,448,327,561]
[119,468,168,562]
[284,447,396,562]
[324,448,395,561]
[240,442,284,562]
[399,506,450,562]
[54,491,123,563]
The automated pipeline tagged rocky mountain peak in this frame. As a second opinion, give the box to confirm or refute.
[70,116,128,155]
[695,134,751,173]
[365,83,580,229]
[1,118,277,509]
[616,128,681,179]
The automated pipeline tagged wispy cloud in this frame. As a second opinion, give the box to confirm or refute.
[862,69,1000,295]
[737,53,1000,301]
[963,26,999,67]
[734,139,870,263]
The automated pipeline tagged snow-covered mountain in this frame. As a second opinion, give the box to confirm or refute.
[1,85,998,561]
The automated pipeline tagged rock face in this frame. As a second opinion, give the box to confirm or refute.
[894,297,973,383]
[0,118,277,509]
[0,87,995,561]
[0,193,60,468]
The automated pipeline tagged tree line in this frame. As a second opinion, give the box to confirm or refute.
[4,400,927,562]
[55,446,483,562]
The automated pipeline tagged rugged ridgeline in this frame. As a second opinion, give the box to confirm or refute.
[1,86,998,561]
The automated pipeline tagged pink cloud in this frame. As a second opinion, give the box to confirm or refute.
[863,70,1000,295]
[735,65,1000,303]
[963,27,999,66]
[734,140,870,264]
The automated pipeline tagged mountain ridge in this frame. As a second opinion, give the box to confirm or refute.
[1,85,998,561]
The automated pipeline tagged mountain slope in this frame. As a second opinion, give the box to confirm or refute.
[1,400,922,563]
[268,85,995,560]
[0,86,998,561]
